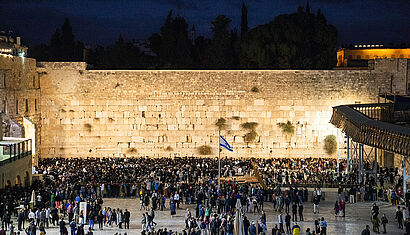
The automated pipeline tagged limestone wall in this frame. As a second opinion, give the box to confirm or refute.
[37,60,407,159]
[0,56,41,163]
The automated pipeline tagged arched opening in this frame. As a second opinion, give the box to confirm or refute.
[15,175,21,186]
[5,180,11,187]
[24,171,30,186]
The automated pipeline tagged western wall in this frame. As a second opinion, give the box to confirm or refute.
[1,56,409,161]
[34,59,409,159]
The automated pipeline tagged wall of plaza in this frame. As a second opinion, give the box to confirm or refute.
[35,59,409,159]
[0,55,41,163]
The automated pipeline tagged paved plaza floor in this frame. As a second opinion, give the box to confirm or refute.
[8,195,406,235]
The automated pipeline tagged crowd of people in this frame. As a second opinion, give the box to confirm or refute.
[0,156,408,235]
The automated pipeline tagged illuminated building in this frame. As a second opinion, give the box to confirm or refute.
[0,31,27,57]
[337,45,410,67]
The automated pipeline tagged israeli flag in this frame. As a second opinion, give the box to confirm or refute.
[220,135,233,152]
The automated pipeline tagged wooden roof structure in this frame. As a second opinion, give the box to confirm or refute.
[330,103,410,156]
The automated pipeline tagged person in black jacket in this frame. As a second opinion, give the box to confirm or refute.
[396,206,404,229]
[292,203,298,221]
[123,209,130,229]
[299,202,304,221]
[361,225,370,235]
[285,213,291,234]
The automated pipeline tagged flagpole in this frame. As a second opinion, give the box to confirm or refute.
[218,129,221,190]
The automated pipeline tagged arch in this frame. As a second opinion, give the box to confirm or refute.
[24,171,30,186]
[15,175,21,186]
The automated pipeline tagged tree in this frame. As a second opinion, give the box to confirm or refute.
[30,18,84,62]
[149,10,193,68]
[241,3,248,39]
[240,4,337,69]
[60,18,76,60]
[208,15,238,69]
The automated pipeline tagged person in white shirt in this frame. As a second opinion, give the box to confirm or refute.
[28,209,35,222]
[174,193,180,208]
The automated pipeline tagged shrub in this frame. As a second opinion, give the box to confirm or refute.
[244,130,258,143]
[165,146,173,151]
[278,121,295,135]
[324,135,337,155]
[127,147,137,153]
[215,118,226,130]
[241,122,258,130]
[232,116,240,120]
[198,145,212,155]
[84,123,92,132]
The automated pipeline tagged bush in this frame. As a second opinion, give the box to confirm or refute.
[244,130,258,143]
[215,118,226,130]
[241,122,258,130]
[324,135,337,155]
[84,123,92,132]
[127,147,137,153]
[165,146,173,151]
[198,145,212,155]
[278,121,295,135]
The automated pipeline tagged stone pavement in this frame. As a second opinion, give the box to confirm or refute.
[8,197,406,235]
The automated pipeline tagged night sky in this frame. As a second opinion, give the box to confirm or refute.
[0,0,409,46]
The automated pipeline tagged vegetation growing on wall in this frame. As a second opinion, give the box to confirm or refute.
[278,121,295,135]
[241,122,258,130]
[215,118,226,130]
[165,146,173,151]
[241,122,258,145]
[198,145,212,155]
[251,86,259,92]
[84,123,92,132]
[127,147,137,153]
[324,135,337,155]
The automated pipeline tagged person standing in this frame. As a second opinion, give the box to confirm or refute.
[361,225,371,235]
[381,213,388,234]
[319,217,327,235]
[298,202,304,221]
[396,206,404,229]
[123,209,130,229]
[18,209,24,231]
[39,222,46,235]
[141,213,146,232]
[69,220,77,235]
[59,217,67,235]
[371,213,380,234]
[313,195,320,214]
[292,203,298,222]
[278,213,284,234]
[292,222,300,235]
[285,213,291,234]
[314,218,320,234]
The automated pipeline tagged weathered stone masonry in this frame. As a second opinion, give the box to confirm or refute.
[33,59,408,159]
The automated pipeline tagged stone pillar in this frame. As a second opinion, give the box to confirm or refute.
[0,115,3,141]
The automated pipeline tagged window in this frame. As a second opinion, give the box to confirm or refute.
[142,111,145,118]
[365,55,370,59]
[357,55,361,59]
[400,54,404,58]
[33,76,36,88]
[2,99,5,113]
[25,99,28,113]
[0,72,5,88]
[16,100,18,114]
[348,55,352,59]
[35,99,37,111]
[391,55,396,58]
